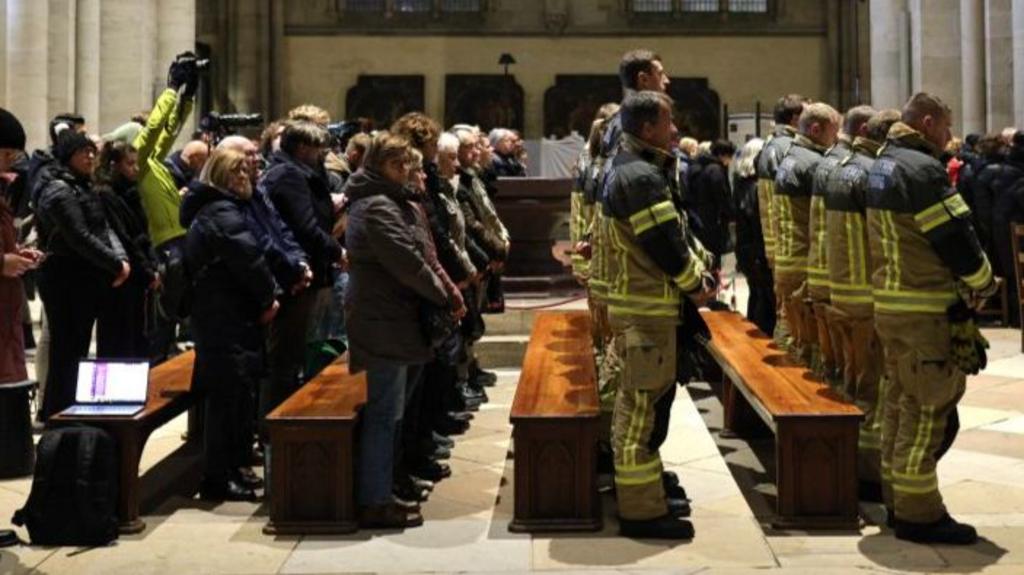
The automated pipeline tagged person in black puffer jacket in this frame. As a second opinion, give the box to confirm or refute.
[989,134,1024,326]
[35,131,131,420]
[345,131,449,529]
[258,121,343,420]
[181,148,279,502]
[94,140,160,359]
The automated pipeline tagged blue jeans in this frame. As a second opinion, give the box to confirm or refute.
[357,362,424,506]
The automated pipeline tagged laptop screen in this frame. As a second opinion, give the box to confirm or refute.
[75,360,150,404]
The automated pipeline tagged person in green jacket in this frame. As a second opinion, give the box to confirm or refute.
[134,52,202,361]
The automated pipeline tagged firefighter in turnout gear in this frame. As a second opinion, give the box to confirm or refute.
[807,106,871,383]
[756,94,806,347]
[867,93,999,545]
[774,103,840,365]
[824,108,901,502]
[603,91,715,540]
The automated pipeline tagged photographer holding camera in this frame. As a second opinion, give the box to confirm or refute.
[136,52,208,362]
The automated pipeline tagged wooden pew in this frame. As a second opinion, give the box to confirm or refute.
[263,356,367,535]
[53,350,198,534]
[700,310,864,529]
[509,310,601,533]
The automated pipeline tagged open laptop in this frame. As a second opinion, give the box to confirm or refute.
[62,359,150,417]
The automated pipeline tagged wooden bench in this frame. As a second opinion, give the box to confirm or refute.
[509,310,601,533]
[53,350,199,534]
[263,356,367,535]
[699,310,864,529]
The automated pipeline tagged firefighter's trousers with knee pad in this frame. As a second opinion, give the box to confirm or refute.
[772,277,792,349]
[876,312,966,524]
[776,271,814,364]
[610,315,677,521]
[828,305,884,484]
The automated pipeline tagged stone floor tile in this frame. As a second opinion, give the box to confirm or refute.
[0,546,57,575]
[955,406,1017,432]
[768,528,947,570]
[532,516,775,570]
[982,414,1024,434]
[949,429,1024,460]
[280,519,532,573]
[931,526,1024,566]
[940,480,1024,515]
[31,516,297,575]
[976,354,1024,379]
[938,449,1024,488]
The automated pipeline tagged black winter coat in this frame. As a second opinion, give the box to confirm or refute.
[96,176,159,286]
[423,162,474,284]
[261,151,343,289]
[733,174,768,281]
[688,154,734,260]
[988,151,1024,283]
[344,168,448,372]
[975,159,1024,268]
[35,165,125,279]
[181,183,276,365]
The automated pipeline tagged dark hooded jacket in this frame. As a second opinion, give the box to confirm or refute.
[343,168,448,372]
[261,150,343,289]
[95,174,159,286]
[989,145,1024,287]
[180,182,276,365]
[687,153,733,261]
[164,151,195,191]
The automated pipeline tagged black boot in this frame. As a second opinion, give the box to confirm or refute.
[663,471,688,501]
[471,364,498,388]
[619,514,695,540]
[667,498,691,518]
[894,513,977,545]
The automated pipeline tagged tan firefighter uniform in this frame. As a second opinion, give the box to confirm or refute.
[603,134,711,520]
[824,135,885,485]
[756,124,797,346]
[866,122,995,523]
[774,133,829,364]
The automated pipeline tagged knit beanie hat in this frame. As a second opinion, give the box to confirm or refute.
[103,122,144,146]
[0,108,26,150]
[53,130,97,164]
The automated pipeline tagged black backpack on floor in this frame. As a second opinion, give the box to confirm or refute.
[12,426,119,547]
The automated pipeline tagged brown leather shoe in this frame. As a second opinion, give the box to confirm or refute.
[358,503,424,529]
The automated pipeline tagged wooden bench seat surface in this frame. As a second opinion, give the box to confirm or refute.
[268,358,367,421]
[55,350,196,424]
[701,310,861,419]
[511,311,599,420]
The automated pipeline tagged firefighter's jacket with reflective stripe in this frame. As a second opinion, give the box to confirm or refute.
[774,134,828,275]
[570,150,596,277]
[808,137,853,299]
[866,122,994,315]
[601,134,710,319]
[825,137,881,315]
[755,125,797,264]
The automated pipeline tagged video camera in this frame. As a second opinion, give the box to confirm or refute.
[199,112,264,143]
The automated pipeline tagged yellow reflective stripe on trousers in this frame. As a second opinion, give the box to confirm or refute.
[625,389,647,467]
[908,405,935,474]
[873,289,957,314]
[962,258,993,291]
[831,282,873,305]
[891,469,939,494]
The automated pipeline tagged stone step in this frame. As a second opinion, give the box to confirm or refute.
[474,334,530,368]
[483,296,588,336]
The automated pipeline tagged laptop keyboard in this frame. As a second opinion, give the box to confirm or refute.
[64,404,142,416]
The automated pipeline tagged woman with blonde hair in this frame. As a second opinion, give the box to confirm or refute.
[181,148,279,501]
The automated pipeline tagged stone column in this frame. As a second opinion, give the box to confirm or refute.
[6,0,50,150]
[1014,0,1024,127]
[47,0,77,120]
[988,0,1015,132]
[158,0,196,144]
[910,0,964,133]
[75,0,101,132]
[869,0,909,108]
[98,0,157,133]
[960,0,986,135]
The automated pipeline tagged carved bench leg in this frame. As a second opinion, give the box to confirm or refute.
[721,377,768,438]
[509,417,601,533]
[264,422,357,535]
[112,428,151,534]
[774,417,859,529]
